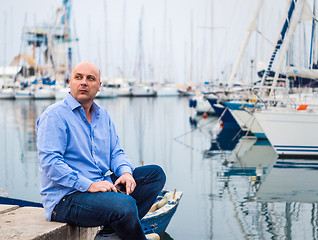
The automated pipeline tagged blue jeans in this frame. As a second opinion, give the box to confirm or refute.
[51,165,166,240]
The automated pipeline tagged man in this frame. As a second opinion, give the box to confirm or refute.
[36,61,165,240]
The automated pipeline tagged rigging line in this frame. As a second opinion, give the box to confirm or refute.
[234,132,253,159]
[256,30,274,46]
[173,117,218,141]
[215,0,241,68]
[229,127,245,147]
[174,106,227,151]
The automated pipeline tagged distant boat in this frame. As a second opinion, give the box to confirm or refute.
[155,84,179,97]
[131,8,156,98]
[131,84,156,97]
[0,88,14,99]
[34,86,55,100]
[206,97,240,128]
[0,66,20,99]
[55,86,69,99]
[96,86,118,98]
[189,94,216,115]
[15,88,34,99]
[177,85,195,96]
[103,80,132,97]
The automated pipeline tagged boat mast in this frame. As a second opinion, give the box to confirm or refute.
[63,0,72,73]
[190,12,194,87]
[227,0,264,89]
[134,6,145,83]
[210,0,214,83]
[163,0,167,83]
[122,0,127,78]
[104,0,108,76]
[3,12,6,66]
[309,0,316,69]
[259,0,297,91]
[268,0,311,97]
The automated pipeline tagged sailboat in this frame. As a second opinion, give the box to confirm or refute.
[205,0,265,130]
[131,7,156,97]
[253,0,318,157]
[10,0,73,100]
[0,66,20,99]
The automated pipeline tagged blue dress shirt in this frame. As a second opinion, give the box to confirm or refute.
[36,93,134,220]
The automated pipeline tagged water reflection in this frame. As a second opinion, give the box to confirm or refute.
[0,99,54,202]
[204,126,246,157]
[224,137,277,177]
[256,159,318,202]
[3,97,318,239]
[209,133,318,239]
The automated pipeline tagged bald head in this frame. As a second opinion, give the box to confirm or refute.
[70,61,101,82]
[68,61,102,107]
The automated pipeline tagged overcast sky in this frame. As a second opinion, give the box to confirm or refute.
[0,0,294,84]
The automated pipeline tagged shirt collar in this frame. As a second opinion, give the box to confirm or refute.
[65,93,100,116]
[65,93,82,110]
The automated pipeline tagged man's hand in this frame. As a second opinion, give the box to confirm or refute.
[87,180,117,193]
[114,172,136,195]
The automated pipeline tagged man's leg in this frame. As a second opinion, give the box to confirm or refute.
[111,164,166,219]
[52,191,146,240]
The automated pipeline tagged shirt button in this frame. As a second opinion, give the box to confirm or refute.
[93,151,95,155]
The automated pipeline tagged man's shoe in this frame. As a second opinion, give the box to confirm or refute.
[145,233,160,240]
[94,231,121,240]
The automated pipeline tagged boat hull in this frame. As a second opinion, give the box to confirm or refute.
[34,88,55,99]
[254,110,318,157]
[15,90,34,99]
[131,86,156,97]
[0,89,14,99]
[141,191,182,235]
[96,88,118,98]
[230,109,266,138]
[223,101,266,138]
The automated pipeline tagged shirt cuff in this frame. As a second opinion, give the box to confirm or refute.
[117,165,133,177]
[74,175,93,192]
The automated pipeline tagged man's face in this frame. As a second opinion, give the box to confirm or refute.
[69,62,101,105]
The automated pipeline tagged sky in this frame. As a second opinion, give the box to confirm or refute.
[0,0,301,85]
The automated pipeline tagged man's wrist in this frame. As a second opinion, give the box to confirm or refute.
[117,166,133,176]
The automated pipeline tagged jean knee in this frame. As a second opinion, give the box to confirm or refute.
[112,195,138,221]
[153,165,166,187]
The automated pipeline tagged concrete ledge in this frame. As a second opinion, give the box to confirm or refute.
[0,205,100,240]
[0,204,19,214]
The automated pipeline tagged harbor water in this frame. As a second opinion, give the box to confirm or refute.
[1,96,318,239]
